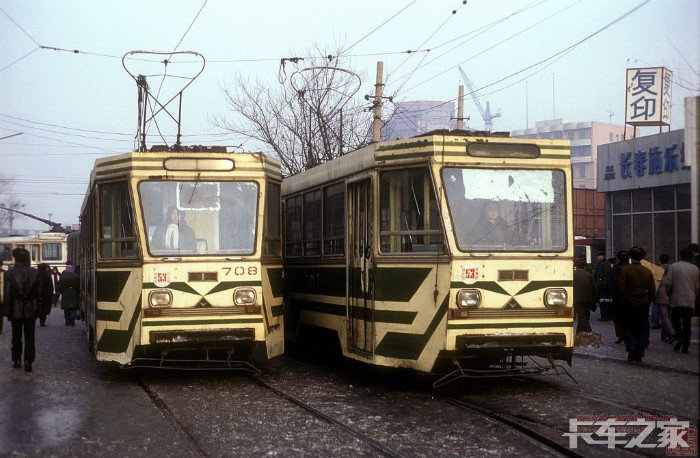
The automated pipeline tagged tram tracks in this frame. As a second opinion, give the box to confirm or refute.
[137,377,210,457]
[245,375,405,458]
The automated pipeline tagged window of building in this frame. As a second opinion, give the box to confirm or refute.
[303,190,322,256]
[579,165,586,178]
[677,184,691,209]
[323,183,345,256]
[677,211,691,255]
[380,167,444,253]
[653,186,675,210]
[610,132,614,142]
[612,214,631,254]
[612,191,631,213]
[632,213,652,253]
[632,188,652,212]
[654,212,676,263]
[99,181,138,259]
[263,182,281,257]
[284,195,302,257]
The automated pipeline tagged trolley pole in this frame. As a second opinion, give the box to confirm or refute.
[457,85,465,130]
[372,61,384,143]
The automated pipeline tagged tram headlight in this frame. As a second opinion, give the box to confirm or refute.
[148,290,173,307]
[544,288,568,307]
[456,289,481,309]
[233,288,257,306]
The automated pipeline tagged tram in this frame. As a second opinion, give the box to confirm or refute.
[77,146,284,367]
[282,131,574,381]
[0,232,68,269]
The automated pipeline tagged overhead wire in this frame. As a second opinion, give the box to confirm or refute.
[392,0,653,116]
[0,6,40,46]
[396,0,587,97]
[344,0,418,53]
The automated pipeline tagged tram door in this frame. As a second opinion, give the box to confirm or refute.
[347,179,374,355]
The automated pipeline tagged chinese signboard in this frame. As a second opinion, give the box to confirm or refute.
[625,67,673,126]
[597,129,690,193]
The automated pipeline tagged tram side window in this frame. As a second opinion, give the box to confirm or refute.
[42,243,62,261]
[285,195,302,257]
[99,181,138,259]
[324,183,345,256]
[379,168,444,254]
[303,190,322,257]
[263,182,281,257]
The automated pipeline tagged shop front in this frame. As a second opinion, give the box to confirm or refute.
[597,129,691,262]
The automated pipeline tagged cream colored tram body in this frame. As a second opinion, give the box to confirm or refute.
[0,232,68,269]
[79,148,283,366]
[282,133,574,373]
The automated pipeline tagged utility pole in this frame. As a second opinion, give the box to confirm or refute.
[457,85,465,130]
[372,61,384,143]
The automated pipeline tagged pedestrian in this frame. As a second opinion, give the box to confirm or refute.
[618,246,656,363]
[50,266,60,307]
[662,246,700,354]
[653,253,674,342]
[649,254,671,330]
[0,264,5,335]
[58,263,79,326]
[573,258,596,333]
[594,251,612,320]
[2,247,42,372]
[37,263,53,326]
[609,250,629,344]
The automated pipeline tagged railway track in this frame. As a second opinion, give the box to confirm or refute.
[573,353,699,377]
[245,375,405,458]
[512,376,692,421]
[436,394,660,458]
[137,377,210,457]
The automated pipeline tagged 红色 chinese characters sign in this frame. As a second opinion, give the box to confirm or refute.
[625,67,673,126]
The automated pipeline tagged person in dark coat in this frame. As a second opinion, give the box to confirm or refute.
[50,266,60,307]
[594,251,612,320]
[618,246,656,363]
[609,250,629,344]
[3,247,42,372]
[58,263,80,326]
[573,258,596,333]
[37,263,53,326]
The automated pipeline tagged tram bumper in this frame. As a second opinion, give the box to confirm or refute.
[446,322,574,364]
[149,328,255,347]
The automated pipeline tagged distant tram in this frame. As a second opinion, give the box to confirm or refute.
[282,132,574,382]
[77,147,284,367]
[0,232,68,269]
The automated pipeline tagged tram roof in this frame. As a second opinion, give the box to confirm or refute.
[80,149,282,214]
[282,132,570,196]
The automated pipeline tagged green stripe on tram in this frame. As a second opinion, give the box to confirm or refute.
[97,298,142,354]
[293,298,417,324]
[143,282,201,295]
[374,267,431,302]
[270,305,284,317]
[96,271,131,302]
[516,280,572,295]
[374,295,449,360]
[266,267,284,298]
[450,281,510,296]
[96,308,122,322]
[205,281,263,296]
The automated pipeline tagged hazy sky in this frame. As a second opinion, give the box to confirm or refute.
[1,0,698,231]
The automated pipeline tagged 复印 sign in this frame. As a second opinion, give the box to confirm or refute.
[625,67,673,127]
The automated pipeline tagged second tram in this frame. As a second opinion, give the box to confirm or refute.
[282,132,574,379]
[0,232,68,269]
[77,147,284,367]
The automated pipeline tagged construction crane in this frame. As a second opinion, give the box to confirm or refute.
[458,66,501,132]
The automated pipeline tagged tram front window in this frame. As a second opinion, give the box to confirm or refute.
[139,181,259,256]
[443,168,566,252]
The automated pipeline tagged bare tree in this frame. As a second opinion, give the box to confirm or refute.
[216,45,372,175]
[0,177,24,233]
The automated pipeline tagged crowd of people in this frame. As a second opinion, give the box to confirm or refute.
[574,243,700,363]
[1,247,81,372]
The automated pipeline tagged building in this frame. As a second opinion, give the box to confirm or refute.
[511,119,633,189]
[512,119,634,242]
[597,128,692,262]
[382,100,455,141]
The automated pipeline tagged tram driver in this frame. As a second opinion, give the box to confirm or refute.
[151,206,197,252]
